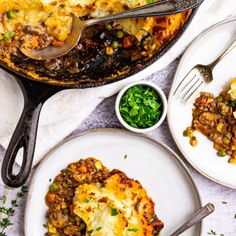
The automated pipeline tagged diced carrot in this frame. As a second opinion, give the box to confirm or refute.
[69,204,74,215]
[46,193,56,203]
[123,36,133,48]
[78,166,87,173]
[51,40,63,47]
[31,36,39,48]
[232,138,236,145]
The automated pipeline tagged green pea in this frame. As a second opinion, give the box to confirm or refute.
[116,30,124,39]
[147,0,154,4]
[112,41,119,49]
[217,150,227,157]
[106,24,112,31]
[7,10,16,19]
[49,183,59,192]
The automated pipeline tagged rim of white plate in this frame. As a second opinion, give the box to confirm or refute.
[168,17,236,190]
[24,128,202,235]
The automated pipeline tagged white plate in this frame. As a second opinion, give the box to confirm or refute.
[25,129,201,236]
[168,19,236,189]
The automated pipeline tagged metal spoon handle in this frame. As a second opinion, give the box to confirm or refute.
[169,203,215,236]
[87,0,199,26]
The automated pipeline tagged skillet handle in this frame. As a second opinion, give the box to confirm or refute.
[1,77,60,188]
[1,100,43,187]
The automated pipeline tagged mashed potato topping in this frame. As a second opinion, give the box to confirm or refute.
[0,0,191,84]
[45,158,164,236]
[0,0,155,41]
[73,171,160,235]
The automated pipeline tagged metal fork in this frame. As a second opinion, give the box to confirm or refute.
[174,39,236,103]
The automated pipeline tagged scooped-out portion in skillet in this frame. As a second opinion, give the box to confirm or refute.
[0,0,191,85]
[45,157,164,236]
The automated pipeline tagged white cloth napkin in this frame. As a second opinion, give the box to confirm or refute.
[0,0,235,166]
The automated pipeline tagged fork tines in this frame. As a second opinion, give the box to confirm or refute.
[174,68,204,104]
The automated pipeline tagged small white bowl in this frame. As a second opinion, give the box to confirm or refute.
[115,81,167,133]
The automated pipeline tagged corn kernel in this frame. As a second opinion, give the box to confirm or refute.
[228,158,236,164]
[216,122,224,132]
[61,202,67,209]
[95,161,102,170]
[106,46,114,55]
[48,223,57,233]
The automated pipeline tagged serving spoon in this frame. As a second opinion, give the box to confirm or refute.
[169,203,215,236]
[20,0,199,60]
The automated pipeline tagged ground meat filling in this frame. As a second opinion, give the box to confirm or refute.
[0,7,191,84]
[45,158,164,236]
[184,91,236,164]
[45,158,110,236]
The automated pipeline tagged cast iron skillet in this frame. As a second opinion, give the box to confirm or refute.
[0,3,202,188]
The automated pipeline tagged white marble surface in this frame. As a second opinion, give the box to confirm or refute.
[0,60,236,236]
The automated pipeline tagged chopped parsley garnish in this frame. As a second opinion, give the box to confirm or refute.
[135,203,140,210]
[128,228,139,232]
[148,217,154,223]
[96,226,102,231]
[208,230,216,235]
[63,182,68,188]
[111,208,118,216]
[88,229,94,234]
[84,198,89,203]
[43,224,47,228]
[119,85,162,129]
